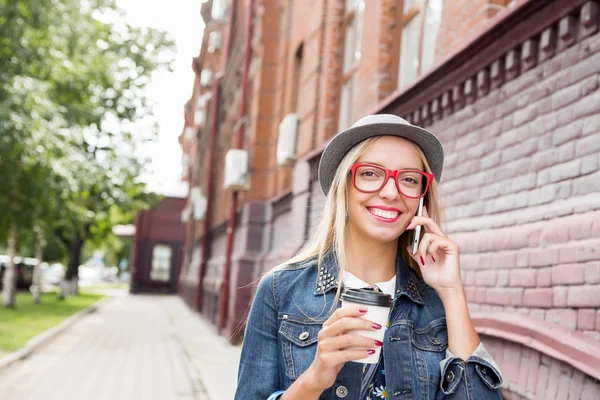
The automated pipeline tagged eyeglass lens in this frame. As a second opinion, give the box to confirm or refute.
[354,165,426,198]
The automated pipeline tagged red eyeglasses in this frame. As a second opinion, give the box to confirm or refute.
[349,163,433,199]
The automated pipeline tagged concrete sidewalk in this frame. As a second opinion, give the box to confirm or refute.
[0,294,241,400]
[159,296,242,400]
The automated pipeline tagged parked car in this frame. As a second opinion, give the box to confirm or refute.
[0,255,38,290]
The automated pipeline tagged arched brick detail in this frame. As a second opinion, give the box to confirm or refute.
[476,312,600,398]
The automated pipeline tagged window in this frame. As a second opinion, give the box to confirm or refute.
[150,244,172,282]
[338,0,365,131]
[398,0,443,89]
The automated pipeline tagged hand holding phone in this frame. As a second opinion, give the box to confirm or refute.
[411,197,424,255]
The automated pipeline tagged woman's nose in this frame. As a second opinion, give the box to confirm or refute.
[379,177,400,200]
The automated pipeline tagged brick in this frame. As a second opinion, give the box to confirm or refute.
[572,171,600,196]
[576,240,600,262]
[578,309,596,330]
[567,285,600,307]
[530,247,559,267]
[548,159,582,183]
[540,222,569,245]
[573,91,600,120]
[523,288,553,308]
[513,103,538,127]
[532,148,559,171]
[546,308,577,330]
[571,51,600,83]
[476,287,487,303]
[582,114,600,136]
[465,287,476,302]
[480,151,501,170]
[575,133,600,157]
[530,309,546,321]
[475,270,497,287]
[552,119,583,146]
[536,365,550,399]
[517,252,529,268]
[511,172,537,192]
[585,262,600,283]
[497,270,509,287]
[569,370,586,400]
[486,288,522,306]
[581,376,600,399]
[551,82,582,110]
[537,267,552,287]
[551,264,586,285]
[557,103,574,126]
[509,269,537,287]
[581,153,599,175]
[559,243,580,264]
[528,184,558,206]
[491,252,517,269]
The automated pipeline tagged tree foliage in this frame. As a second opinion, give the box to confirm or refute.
[0,0,173,301]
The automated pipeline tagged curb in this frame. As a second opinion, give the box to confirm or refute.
[0,295,113,372]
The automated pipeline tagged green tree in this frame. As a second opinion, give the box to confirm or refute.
[0,0,173,305]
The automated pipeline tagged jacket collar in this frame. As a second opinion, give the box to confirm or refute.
[313,251,425,305]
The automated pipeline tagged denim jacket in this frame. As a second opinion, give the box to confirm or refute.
[235,253,503,399]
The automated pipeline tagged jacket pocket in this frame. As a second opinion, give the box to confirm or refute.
[411,317,448,398]
[278,314,322,380]
[411,317,448,352]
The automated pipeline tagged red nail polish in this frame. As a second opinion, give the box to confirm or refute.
[432,256,436,262]
[359,307,368,313]
[372,322,382,330]
[374,340,383,347]
[420,256,425,266]
[367,349,376,355]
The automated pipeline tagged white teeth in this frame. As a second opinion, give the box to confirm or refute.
[370,208,399,219]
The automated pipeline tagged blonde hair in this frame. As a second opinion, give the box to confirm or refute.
[269,136,444,312]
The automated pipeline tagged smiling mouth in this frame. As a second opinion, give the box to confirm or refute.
[367,207,401,222]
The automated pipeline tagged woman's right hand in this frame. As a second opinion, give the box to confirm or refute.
[304,306,382,391]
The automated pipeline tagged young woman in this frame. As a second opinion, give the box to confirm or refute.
[235,114,503,399]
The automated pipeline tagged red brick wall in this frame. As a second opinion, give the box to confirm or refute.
[426,25,600,339]
[184,2,600,393]
[436,0,514,62]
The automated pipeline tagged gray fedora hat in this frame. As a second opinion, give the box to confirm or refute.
[318,114,444,195]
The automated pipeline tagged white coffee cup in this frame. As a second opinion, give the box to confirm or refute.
[340,288,393,364]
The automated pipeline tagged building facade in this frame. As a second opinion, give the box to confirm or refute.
[130,196,186,294]
[179,0,600,398]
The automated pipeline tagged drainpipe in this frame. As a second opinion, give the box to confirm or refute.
[217,0,255,330]
[196,0,237,312]
[195,75,221,311]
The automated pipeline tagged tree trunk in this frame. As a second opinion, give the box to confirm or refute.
[59,234,84,298]
[32,225,44,303]
[2,224,18,308]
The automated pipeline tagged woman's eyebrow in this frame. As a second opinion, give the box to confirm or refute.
[359,161,424,171]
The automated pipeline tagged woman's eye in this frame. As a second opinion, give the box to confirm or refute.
[400,177,418,184]
[361,170,379,177]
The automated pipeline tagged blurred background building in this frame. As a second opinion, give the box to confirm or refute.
[177,0,600,398]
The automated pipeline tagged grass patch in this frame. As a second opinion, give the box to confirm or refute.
[0,291,104,356]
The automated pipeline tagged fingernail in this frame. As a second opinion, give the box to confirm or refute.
[367,349,376,355]
[359,307,368,313]
[372,322,382,330]
[432,256,436,262]
[420,256,425,266]
[374,340,383,347]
